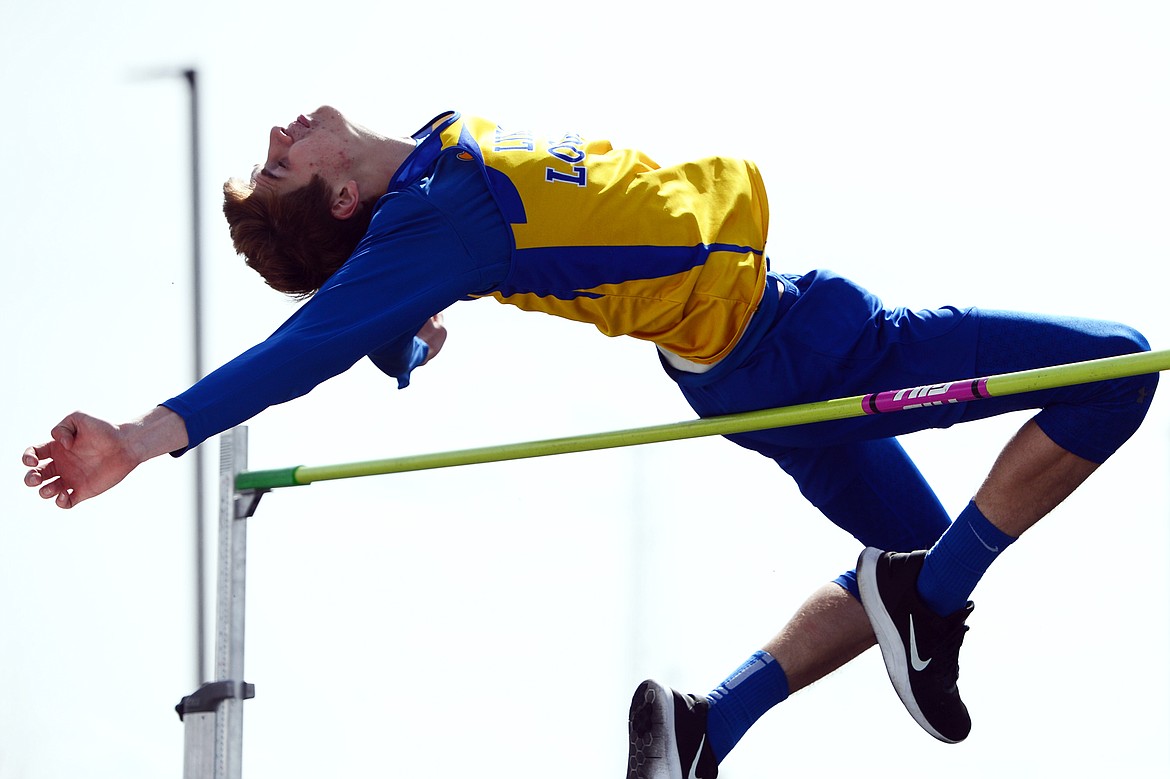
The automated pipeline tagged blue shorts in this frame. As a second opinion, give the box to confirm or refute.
[664,270,1156,593]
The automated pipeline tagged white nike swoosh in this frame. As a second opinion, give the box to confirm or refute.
[970,526,1000,553]
[687,734,707,779]
[909,614,932,672]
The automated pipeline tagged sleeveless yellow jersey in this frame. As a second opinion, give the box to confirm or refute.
[425,112,771,365]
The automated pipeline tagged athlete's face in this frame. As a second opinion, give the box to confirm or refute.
[250,106,359,193]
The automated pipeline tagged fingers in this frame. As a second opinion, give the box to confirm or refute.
[22,413,80,469]
[51,416,79,449]
[22,444,45,468]
[30,470,79,509]
[24,459,57,492]
[24,468,73,507]
[23,444,53,485]
[23,416,81,508]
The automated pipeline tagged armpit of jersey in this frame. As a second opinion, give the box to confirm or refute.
[483,166,527,226]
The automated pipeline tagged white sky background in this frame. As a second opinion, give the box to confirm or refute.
[3,1,1169,777]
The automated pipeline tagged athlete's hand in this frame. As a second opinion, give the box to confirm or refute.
[22,407,188,509]
[23,412,138,509]
[416,313,447,364]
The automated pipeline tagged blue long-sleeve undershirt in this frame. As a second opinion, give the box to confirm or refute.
[163,148,512,453]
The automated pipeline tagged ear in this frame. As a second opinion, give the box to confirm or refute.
[332,180,362,220]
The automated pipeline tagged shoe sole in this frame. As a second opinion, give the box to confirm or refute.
[628,680,683,779]
[857,547,958,744]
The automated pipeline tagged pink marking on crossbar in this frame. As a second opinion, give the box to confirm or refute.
[862,378,990,415]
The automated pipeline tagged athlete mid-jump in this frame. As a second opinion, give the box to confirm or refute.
[23,106,1157,778]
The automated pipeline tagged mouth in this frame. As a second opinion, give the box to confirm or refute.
[283,114,312,141]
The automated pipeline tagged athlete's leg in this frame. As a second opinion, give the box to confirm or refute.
[914,309,1157,615]
[651,272,1159,760]
[761,581,871,693]
[911,421,1096,617]
[975,419,1098,536]
[707,296,1158,614]
[771,437,954,594]
[857,310,1157,742]
[735,436,954,687]
[655,273,973,769]
[695,436,951,764]
[628,582,876,778]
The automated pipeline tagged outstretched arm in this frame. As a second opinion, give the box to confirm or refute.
[22,406,189,509]
[25,315,444,511]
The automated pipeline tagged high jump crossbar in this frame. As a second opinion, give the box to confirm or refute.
[236,348,1170,492]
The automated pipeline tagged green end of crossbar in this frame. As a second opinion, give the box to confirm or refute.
[236,466,303,491]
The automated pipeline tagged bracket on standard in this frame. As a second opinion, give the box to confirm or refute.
[175,680,256,722]
[235,488,267,519]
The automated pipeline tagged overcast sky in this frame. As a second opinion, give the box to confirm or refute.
[3,2,1169,777]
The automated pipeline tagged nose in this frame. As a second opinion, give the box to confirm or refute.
[265,125,292,164]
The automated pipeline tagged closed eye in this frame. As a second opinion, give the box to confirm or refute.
[249,166,277,187]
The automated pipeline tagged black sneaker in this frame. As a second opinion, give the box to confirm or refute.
[857,547,974,743]
[627,679,719,779]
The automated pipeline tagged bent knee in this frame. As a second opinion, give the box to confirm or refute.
[1107,322,1151,356]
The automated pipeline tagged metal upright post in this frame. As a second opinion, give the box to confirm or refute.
[183,66,210,692]
[177,427,261,778]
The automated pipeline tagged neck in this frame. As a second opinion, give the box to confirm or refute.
[352,135,417,201]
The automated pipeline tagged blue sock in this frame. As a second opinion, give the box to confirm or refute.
[917,500,1016,615]
[705,650,790,762]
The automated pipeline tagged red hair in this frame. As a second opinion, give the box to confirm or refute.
[222,175,378,298]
